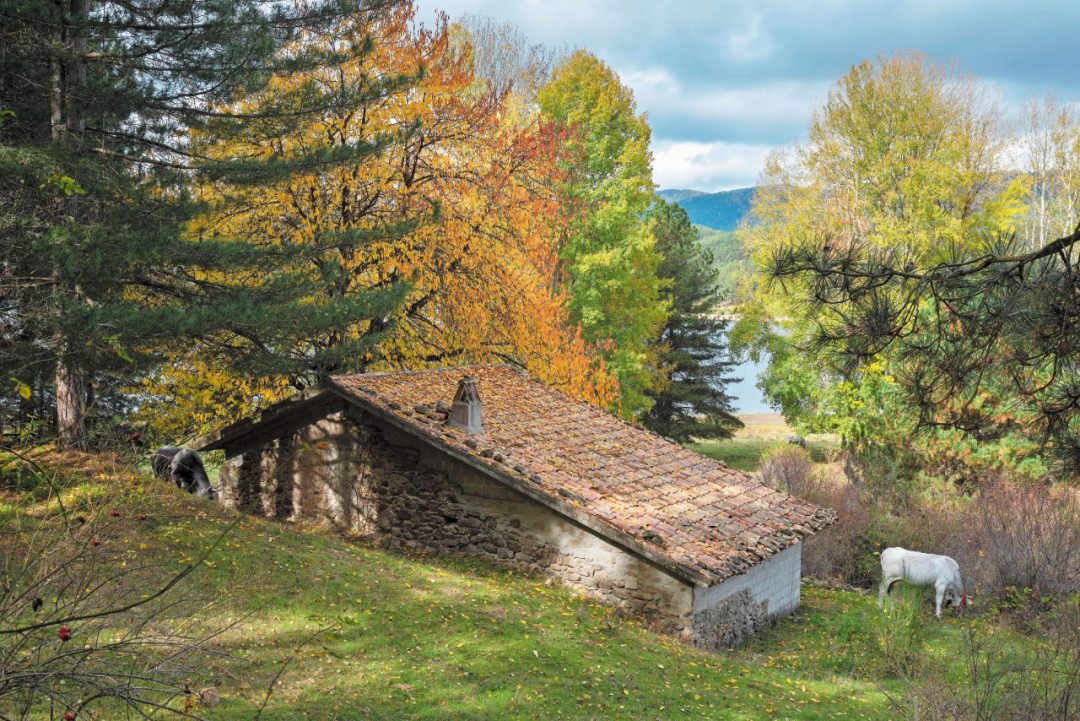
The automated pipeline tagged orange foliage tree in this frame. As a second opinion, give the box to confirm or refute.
[138,3,615,439]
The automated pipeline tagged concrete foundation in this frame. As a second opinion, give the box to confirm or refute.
[690,544,801,650]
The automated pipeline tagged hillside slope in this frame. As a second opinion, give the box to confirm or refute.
[694,224,748,302]
[2,450,1036,721]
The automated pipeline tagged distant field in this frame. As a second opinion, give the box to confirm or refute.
[689,414,839,473]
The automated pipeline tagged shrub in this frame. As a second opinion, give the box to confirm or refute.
[0,455,233,719]
[802,453,1080,607]
[758,444,816,496]
[756,449,876,586]
[961,477,1080,611]
[801,466,874,586]
[904,600,1080,720]
[758,448,880,586]
[762,438,1080,614]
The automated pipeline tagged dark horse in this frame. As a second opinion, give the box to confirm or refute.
[151,447,218,500]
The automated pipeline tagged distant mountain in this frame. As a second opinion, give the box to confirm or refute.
[658,187,756,231]
[656,188,708,203]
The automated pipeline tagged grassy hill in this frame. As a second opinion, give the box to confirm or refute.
[1,449,1048,721]
[694,224,749,302]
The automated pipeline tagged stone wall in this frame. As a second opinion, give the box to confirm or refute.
[218,405,694,635]
[689,544,802,650]
[221,402,368,529]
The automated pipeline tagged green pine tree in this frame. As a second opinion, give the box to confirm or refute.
[642,200,742,442]
[0,0,411,447]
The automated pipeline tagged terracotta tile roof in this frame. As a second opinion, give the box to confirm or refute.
[330,364,835,586]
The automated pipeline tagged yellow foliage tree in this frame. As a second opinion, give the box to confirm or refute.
[737,52,1031,447]
[137,3,616,440]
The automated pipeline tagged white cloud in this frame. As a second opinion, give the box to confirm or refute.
[619,64,824,137]
[605,66,815,189]
[652,140,774,191]
[683,82,825,125]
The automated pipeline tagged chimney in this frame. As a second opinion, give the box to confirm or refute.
[448,375,482,434]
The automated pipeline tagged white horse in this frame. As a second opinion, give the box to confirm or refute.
[878,547,966,618]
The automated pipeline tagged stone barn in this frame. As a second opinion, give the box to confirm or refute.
[194,365,835,649]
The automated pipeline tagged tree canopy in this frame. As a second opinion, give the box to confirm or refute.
[2,3,740,448]
[537,50,668,418]
[746,52,1079,479]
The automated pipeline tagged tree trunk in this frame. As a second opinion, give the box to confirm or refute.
[50,0,91,449]
[66,0,88,136]
[56,353,86,449]
[50,1,64,142]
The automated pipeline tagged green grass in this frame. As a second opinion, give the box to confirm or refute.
[0,450,1046,720]
[690,414,839,472]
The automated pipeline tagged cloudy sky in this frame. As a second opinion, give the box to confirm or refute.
[418,0,1079,192]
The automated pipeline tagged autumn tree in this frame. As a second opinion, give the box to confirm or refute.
[744,53,1052,477]
[0,0,392,447]
[141,4,617,438]
[537,50,668,418]
[1020,97,1080,248]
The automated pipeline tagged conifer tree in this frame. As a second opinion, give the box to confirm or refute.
[0,0,409,447]
[642,200,742,442]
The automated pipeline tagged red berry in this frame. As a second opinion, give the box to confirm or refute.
[64,712,75,720]
[90,539,100,547]
[137,514,147,521]
[58,626,71,641]
[109,509,120,517]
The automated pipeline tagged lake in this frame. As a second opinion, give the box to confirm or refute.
[727,350,773,415]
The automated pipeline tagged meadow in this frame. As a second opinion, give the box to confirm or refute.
[1,446,1059,721]
[689,414,838,473]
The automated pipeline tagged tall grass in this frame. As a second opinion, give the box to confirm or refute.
[876,583,929,678]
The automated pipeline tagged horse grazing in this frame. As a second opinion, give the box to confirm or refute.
[878,546,966,618]
[151,447,217,501]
